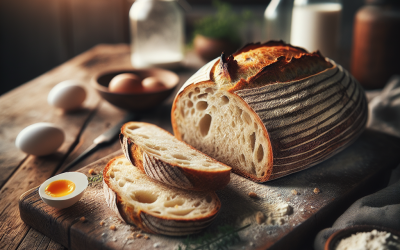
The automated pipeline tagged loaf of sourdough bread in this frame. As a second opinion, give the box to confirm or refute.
[103,155,221,236]
[119,122,231,191]
[171,41,368,182]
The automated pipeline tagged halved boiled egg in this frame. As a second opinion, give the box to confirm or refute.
[39,172,88,209]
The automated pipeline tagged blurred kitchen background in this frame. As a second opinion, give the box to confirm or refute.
[0,0,366,95]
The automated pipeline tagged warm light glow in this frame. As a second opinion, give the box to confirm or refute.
[45,179,75,197]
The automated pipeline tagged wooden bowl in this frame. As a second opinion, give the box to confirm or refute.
[325,225,400,250]
[193,34,240,62]
[91,68,179,111]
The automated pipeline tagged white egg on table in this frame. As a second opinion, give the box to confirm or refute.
[15,123,65,156]
[39,172,88,209]
[48,80,87,111]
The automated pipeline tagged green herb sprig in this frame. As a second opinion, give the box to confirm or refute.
[88,171,103,186]
[193,0,252,45]
[177,224,250,250]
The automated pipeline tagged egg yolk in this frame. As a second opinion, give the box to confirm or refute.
[45,179,75,197]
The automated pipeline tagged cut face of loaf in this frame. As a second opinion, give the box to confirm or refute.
[103,155,221,236]
[120,122,231,191]
[172,41,368,182]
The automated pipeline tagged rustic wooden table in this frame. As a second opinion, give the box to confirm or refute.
[0,44,200,250]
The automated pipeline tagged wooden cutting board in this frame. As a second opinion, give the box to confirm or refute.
[19,129,400,250]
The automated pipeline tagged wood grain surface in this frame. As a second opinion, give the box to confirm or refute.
[19,129,400,250]
[0,44,194,250]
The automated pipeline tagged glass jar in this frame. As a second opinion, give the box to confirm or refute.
[290,0,342,59]
[129,0,184,69]
[263,0,294,43]
[351,0,400,89]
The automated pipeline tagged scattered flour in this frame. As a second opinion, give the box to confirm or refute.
[250,202,292,226]
[336,230,400,250]
[272,203,292,217]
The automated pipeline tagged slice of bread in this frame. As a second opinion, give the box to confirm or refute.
[119,122,231,191]
[103,155,221,236]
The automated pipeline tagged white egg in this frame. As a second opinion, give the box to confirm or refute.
[39,172,88,209]
[16,123,65,156]
[48,80,87,111]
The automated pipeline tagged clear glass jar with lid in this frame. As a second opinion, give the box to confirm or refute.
[129,0,184,69]
[290,0,342,59]
[263,0,294,43]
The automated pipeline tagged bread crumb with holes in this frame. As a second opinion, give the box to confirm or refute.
[255,211,265,224]
[248,192,258,198]
[313,188,321,194]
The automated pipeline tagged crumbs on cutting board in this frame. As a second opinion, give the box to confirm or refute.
[255,212,265,224]
[248,192,258,198]
[262,203,292,226]
[229,174,295,229]
[291,189,299,195]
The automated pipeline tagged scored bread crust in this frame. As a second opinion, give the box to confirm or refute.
[120,122,231,191]
[171,41,368,182]
[103,155,221,236]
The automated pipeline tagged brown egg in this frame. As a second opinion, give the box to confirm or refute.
[109,73,142,93]
[142,77,167,92]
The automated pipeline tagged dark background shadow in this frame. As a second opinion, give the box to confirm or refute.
[0,0,364,96]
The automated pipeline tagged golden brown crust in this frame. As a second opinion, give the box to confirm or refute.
[228,52,332,92]
[219,53,239,82]
[213,41,333,91]
[103,155,222,235]
[234,40,308,55]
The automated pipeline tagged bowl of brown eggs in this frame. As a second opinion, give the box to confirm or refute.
[91,68,179,111]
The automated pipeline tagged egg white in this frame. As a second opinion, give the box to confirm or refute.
[39,172,88,208]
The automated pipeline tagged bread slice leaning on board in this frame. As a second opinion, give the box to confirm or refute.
[172,41,368,182]
[119,122,232,191]
[103,155,221,236]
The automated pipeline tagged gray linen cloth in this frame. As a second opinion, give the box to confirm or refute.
[314,76,400,250]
